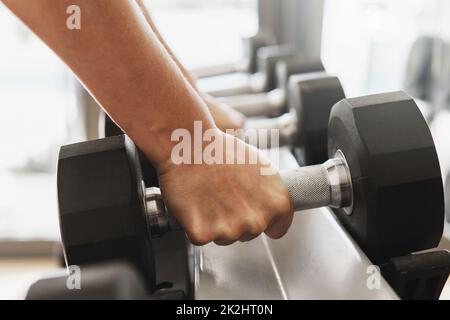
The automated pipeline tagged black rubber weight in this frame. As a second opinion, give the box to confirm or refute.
[102,113,159,187]
[275,56,325,94]
[290,73,346,165]
[58,135,157,291]
[328,91,444,264]
[257,45,295,92]
[26,262,148,300]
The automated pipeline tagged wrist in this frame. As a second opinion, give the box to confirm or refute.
[135,122,223,176]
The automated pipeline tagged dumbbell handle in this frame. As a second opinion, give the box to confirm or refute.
[280,153,353,211]
[144,151,353,238]
[242,112,298,148]
[221,88,286,117]
[207,72,267,97]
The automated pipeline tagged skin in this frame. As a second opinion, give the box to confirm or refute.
[2,0,293,245]
[135,0,246,131]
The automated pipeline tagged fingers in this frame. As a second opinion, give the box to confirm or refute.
[264,211,294,239]
[160,148,294,248]
[184,207,293,247]
[183,214,262,246]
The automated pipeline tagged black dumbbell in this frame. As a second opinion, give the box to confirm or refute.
[404,36,445,102]
[205,45,297,97]
[99,112,159,187]
[240,33,276,75]
[241,72,346,166]
[58,91,444,292]
[196,32,274,79]
[26,262,148,300]
[404,36,447,122]
[220,56,325,117]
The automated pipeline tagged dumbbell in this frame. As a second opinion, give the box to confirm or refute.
[242,72,346,166]
[220,56,325,117]
[99,112,159,187]
[195,32,274,79]
[204,44,297,97]
[404,36,445,102]
[26,262,148,300]
[239,33,276,76]
[58,91,444,292]
[404,36,447,122]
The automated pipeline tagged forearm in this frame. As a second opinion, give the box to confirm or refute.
[135,0,246,131]
[135,0,198,88]
[3,0,215,169]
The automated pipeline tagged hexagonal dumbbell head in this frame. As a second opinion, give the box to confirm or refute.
[275,56,325,95]
[100,112,159,188]
[241,33,273,74]
[289,72,346,165]
[328,91,444,264]
[57,135,157,291]
[256,45,296,92]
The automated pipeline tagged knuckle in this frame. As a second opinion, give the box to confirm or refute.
[214,239,236,246]
[187,228,212,246]
[215,224,241,242]
[265,230,285,240]
[244,215,267,235]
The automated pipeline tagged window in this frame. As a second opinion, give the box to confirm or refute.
[150,0,258,69]
[0,4,78,240]
[321,0,449,96]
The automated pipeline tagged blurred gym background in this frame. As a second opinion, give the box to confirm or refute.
[0,0,449,296]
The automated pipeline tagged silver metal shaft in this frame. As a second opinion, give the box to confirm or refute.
[143,186,177,238]
[279,151,353,211]
[242,112,298,148]
[206,72,267,97]
[221,88,286,117]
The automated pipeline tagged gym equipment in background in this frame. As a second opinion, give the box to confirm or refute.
[193,32,275,79]
[26,262,148,300]
[404,36,447,122]
[201,45,296,97]
[220,56,324,117]
[242,72,345,166]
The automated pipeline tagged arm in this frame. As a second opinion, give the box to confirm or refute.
[3,0,209,168]
[136,0,197,88]
[3,0,292,244]
[136,0,246,131]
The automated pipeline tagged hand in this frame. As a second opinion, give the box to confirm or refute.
[158,130,294,246]
[202,94,246,132]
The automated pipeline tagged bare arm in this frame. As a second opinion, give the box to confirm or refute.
[135,0,246,131]
[3,0,212,169]
[3,0,292,245]
[136,0,197,87]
